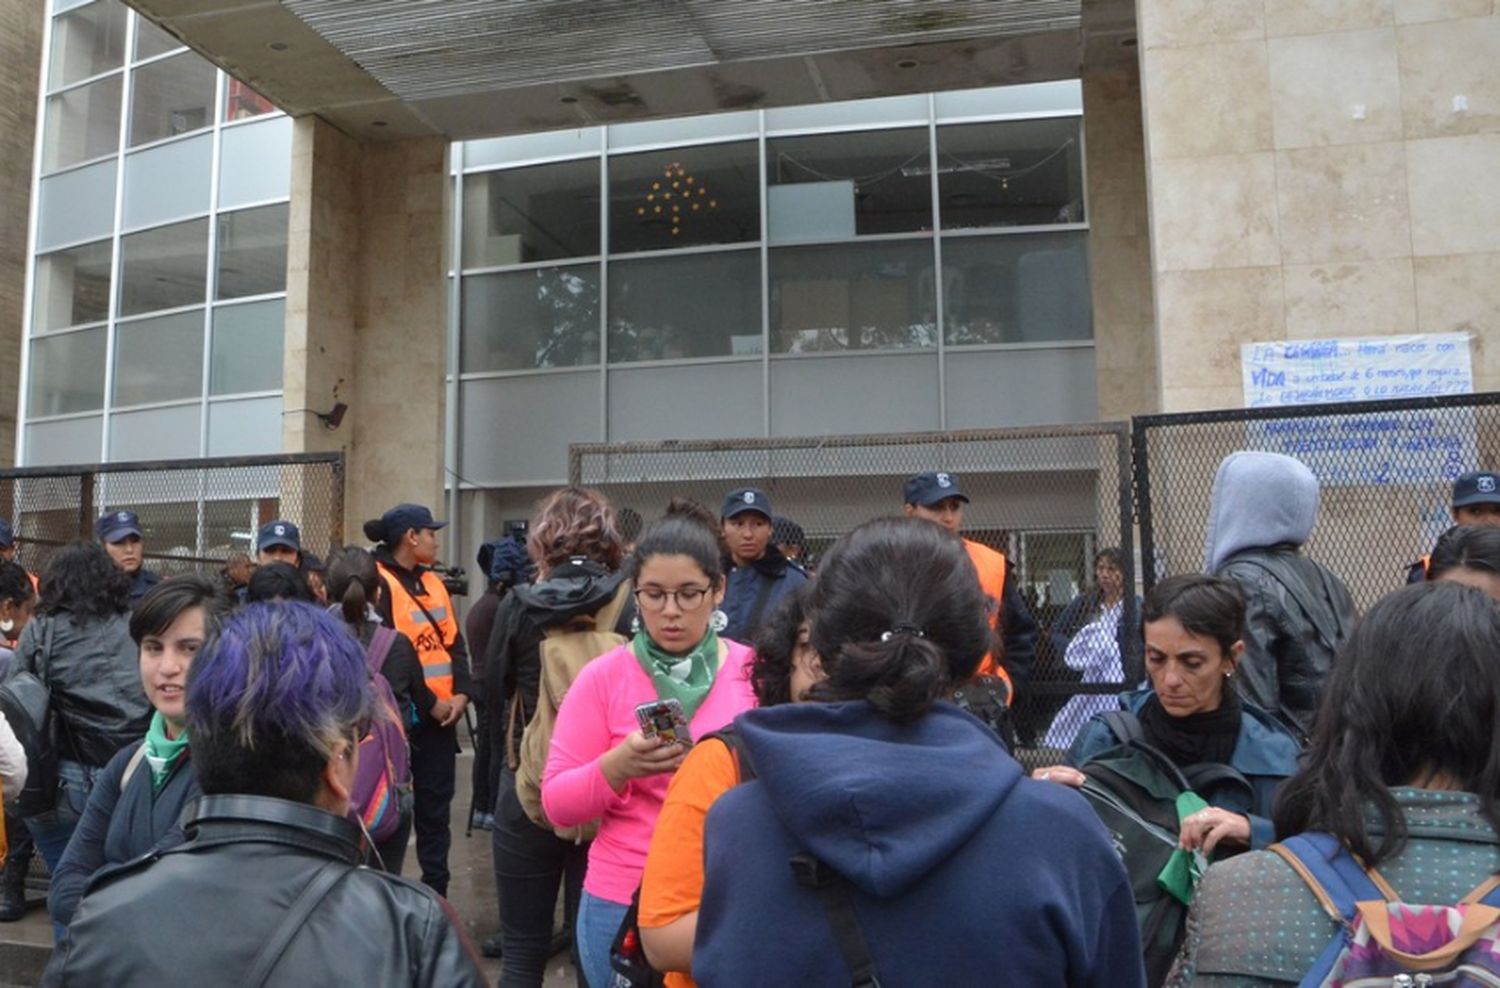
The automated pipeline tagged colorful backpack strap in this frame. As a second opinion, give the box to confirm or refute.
[1270,833,1396,988]
[365,625,398,675]
[1461,873,1500,908]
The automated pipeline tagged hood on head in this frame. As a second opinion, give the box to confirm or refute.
[735,701,1020,899]
[1205,451,1320,571]
[512,560,624,625]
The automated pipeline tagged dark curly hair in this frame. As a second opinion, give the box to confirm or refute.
[750,582,814,707]
[38,541,132,622]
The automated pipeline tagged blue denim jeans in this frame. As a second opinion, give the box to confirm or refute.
[576,889,630,988]
[23,759,98,873]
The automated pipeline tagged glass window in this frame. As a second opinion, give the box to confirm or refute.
[942,231,1092,345]
[224,78,275,121]
[937,117,1086,230]
[211,299,285,394]
[28,327,107,416]
[23,416,102,467]
[109,405,201,461]
[462,265,600,372]
[216,204,288,299]
[462,159,600,267]
[113,309,204,406]
[35,159,116,252]
[608,142,759,254]
[766,128,932,241]
[769,241,935,353]
[41,74,123,172]
[128,52,215,147]
[48,0,128,90]
[219,116,292,209]
[118,217,209,317]
[122,132,212,229]
[608,250,761,363]
[207,397,281,456]
[134,16,183,61]
[32,240,112,333]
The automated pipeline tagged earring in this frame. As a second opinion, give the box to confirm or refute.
[1224,671,1233,679]
[0,618,12,634]
[710,609,728,634]
[630,614,641,635]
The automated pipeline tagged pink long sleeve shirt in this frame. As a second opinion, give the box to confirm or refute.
[541,639,757,905]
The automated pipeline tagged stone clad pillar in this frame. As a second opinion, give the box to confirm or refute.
[0,1,44,464]
[284,115,449,540]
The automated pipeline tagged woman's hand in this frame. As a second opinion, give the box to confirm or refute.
[601,731,689,793]
[1178,807,1251,855]
[1030,765,1086,788]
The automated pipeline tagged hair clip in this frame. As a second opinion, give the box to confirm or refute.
[880,623,926,642]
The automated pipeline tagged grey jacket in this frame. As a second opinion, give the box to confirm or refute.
[44,794,487,987]
[8,611,151,767]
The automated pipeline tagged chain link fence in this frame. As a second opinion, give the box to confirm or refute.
[1132,392,1500,611]
[0,452,345,580]
[572,424,1137,769]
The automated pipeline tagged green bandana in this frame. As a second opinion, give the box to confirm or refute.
[1157,791,1211,905]
[632,628,721,722]
[143,711,190,792]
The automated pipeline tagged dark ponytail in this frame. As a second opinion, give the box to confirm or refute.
[324,546,380,633]
[808,517,991,723]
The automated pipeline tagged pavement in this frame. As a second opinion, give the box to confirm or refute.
[0,749,578,987]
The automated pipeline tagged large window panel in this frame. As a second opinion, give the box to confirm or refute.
[207,397,281,456]
[128,52,215,147]
[937,117,1085,230]
[33,240,112,333]
[109,404,201,461]
[224,79,277,122]
[118,217,209,317]
[134,16,184,61]
[216,204,288,299]
[766,128,932,242]
[608,250,761,363]
[28,327,107,416]
[36,159,117,251]
[942,232,1092,345]
[113,309,204,406]
[609,142,759,254]
[769,241,935,353]
[462,159,600,267]
[211,299,285,395]
[219,116,292,208]
[48,0,128,90]
[24,416,102,467]
[42,74,123,172]
[462,265,600,372]
[123,132,212,229]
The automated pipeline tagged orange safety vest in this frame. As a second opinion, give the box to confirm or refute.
[377,563,460,702]
[963,538,1014,694]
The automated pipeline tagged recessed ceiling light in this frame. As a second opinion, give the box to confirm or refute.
[267,41,290,51]
[895,57,919,69]
[560,95,579,104]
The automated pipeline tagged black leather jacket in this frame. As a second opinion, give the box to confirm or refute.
[1216,545,1357,743]
[43,794,487,987]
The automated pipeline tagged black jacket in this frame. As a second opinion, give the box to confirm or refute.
[44,794,487,987]
[1216,545,1357,742]
[372,546,475,705]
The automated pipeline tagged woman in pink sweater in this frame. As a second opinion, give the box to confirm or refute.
[542,510,757,988]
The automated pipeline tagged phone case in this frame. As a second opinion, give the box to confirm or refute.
[635,699,691,746]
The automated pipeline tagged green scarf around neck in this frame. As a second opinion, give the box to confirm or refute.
[632,627,721,721]
[143,710,190,791]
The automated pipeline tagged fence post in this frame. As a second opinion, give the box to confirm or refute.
[77,471,95,541]
[329,454,345,546]
[1131,417,1156,598]
[1115,424,1142,685]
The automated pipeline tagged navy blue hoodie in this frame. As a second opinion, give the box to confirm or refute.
[693,701,1145,987]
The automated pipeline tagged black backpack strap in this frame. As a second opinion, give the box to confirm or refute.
[245,860,347,987]
[1101,709,1146,747]
[1181,762,1255,802]
[701,726,756,783]
[790,854,882,988]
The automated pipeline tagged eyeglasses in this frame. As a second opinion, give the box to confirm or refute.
[634,585,712,612]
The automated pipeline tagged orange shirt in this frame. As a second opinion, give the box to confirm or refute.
[638,737,741,988]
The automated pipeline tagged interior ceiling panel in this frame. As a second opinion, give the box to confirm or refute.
[280,0,1081,101]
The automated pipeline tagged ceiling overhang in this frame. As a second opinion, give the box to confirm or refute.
[125,1,1093,142]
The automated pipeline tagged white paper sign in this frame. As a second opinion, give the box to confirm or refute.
[1240,333,1474,487]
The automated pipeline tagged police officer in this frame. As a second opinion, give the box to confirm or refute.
[255,519,302,568]
[719,488,808,643]
[0,521,18,564]
[96,510,160,604]
[366,502,473,898]
[1407,470,1500,583]
[902,472,1038,698]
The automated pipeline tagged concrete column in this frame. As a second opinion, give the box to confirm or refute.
[1135,0,1500,412]
[0,0,44,464]
[284,115,449,541]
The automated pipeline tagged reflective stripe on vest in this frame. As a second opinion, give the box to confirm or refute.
[377,563,459,702]
[963,538,1013,693]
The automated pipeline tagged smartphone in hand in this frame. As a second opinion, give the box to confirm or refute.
[634,698,692,747]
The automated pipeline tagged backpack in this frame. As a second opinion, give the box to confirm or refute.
[1077,711,1254,988]
[0,620,62,818]
[1272,832,1500,988]
[508,579,632,841]
[352,626,414,844]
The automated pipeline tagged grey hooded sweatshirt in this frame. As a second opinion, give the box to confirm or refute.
[1204,451,1356,742]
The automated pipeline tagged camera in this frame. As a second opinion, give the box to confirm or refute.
[430,562,468,597]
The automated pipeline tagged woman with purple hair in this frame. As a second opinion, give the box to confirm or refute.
[42,602,486,986]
